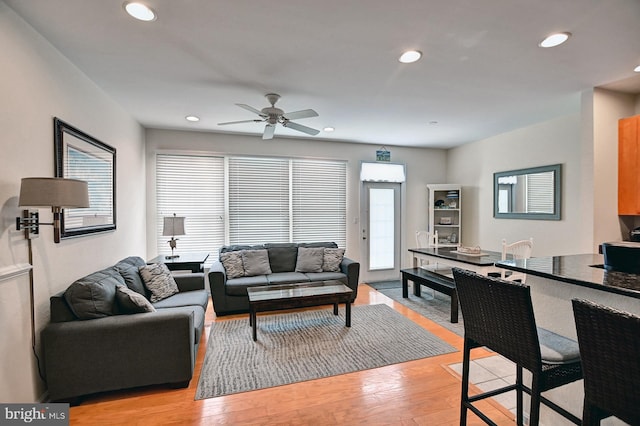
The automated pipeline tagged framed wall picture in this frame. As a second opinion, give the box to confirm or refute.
[54,117,116,239]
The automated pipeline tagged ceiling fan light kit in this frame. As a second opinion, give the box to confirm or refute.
[218,93,320,140]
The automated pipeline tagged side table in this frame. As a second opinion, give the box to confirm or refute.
[148,252,210,273]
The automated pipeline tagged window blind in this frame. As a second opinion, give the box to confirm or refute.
[228,156,290,244]
[156,154,225,256]
[156,154,347,251]
[292,159,346,247]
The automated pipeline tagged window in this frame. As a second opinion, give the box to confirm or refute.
[292,159,346,247]
[156,154,347,254]
[228,157,290,244]
[156,155,225,256]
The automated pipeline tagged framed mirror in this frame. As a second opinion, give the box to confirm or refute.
[493,164,561,220]
[54,118,116,239]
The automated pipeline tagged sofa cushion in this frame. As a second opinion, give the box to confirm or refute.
[323,248,345,272]
[115,285,156,314]
[304,272,348,283]
[152,289,209,312]
[295,247,325,273]
[225,275,269,296]
[219,244,264,255]
[64,268,125,320]
[115,257,148,297]
[220,251,245,279]
[139,263,179,302]
[265,243,298,273]
[241,249,272,276]
[266,272,310,285]
[299,242,338,249]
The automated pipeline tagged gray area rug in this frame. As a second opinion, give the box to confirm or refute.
[195,303,456,399]
[376,284,465,336]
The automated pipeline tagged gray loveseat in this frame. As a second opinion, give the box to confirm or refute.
[42,256,208,403]
[209,242,359,315]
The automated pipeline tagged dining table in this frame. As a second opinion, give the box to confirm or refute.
[409,246,504,276]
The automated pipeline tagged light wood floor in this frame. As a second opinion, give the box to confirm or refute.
[68,284,515,425]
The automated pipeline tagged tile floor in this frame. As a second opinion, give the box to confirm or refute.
[449,355,518,415]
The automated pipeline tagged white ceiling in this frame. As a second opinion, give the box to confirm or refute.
[5,0,640,148]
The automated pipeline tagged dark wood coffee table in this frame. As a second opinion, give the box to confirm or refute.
[246,280,353,341]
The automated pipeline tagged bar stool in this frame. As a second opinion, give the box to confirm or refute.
[452,268,583,425]
[571,299,640,426]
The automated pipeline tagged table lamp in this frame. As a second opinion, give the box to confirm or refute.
[163,213,185,259]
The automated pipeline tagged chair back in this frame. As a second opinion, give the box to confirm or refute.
[501,237,533,281]
[572,299,640,425]
[415,230,438,248]
[453,268,542,371]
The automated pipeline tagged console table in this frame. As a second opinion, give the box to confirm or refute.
[148,252,210,273]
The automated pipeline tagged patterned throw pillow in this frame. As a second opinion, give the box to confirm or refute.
[115,285,156,313]
[139,263,179,302]
[241,249,272,277]
[295,247,325,273]
[220,251,245,279]
[323,248,345,272]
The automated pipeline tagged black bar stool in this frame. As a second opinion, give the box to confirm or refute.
[452,268,583,425]
[572,299,640,425]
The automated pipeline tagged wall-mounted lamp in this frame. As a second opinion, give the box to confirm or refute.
[16,177,90,243]
[162,213,185,259]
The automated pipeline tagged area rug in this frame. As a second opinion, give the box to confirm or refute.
[195,303,456,399]
[375,284,465,336]
[366,280,403,290]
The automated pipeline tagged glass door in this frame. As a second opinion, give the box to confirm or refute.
[361,182,401,282]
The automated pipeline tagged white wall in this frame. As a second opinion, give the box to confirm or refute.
[592,88,637,246]
[145,129,447,273]
[446,112,591,256]
[0,3,146,402]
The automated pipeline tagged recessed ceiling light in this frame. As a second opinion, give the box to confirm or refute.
[185,115,200,122]
[124,2,156,22]
[399,50,422,64]
[539,32,571,48]
[634,65,640,73]
[323,127,335,132]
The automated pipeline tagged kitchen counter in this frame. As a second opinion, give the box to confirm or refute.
[496,253,640,299]
[495,253,639,425]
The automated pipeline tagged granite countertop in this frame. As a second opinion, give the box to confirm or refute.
[496,253,640,299]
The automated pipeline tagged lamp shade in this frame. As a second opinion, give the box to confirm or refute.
[162,215,185,236]
[19,177,90,208]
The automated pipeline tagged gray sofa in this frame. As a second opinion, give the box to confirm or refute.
[209,242,360,315]
[41,256,208,403]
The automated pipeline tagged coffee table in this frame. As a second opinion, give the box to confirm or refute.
[246,280,353,341]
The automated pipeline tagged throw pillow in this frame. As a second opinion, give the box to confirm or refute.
[220,251,245,279]
[323,248,345,272]
[139,263,179,302]
[295,247,325,273]
[64,270,124,320]
[115,285,156,314]
[241,249,272,277]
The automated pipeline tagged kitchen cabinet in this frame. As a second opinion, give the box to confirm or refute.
[619,115,640,215]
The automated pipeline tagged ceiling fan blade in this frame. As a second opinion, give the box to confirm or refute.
[282,109,318,120]
[218,119,263,125]
[236,103,267,117]
[282,120,320,136]
[263,124,276,140]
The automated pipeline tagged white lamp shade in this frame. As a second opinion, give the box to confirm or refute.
[162,216,185,236]
[19,177,90,208]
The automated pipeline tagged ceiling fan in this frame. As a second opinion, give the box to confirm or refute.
[218,93,320,140]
